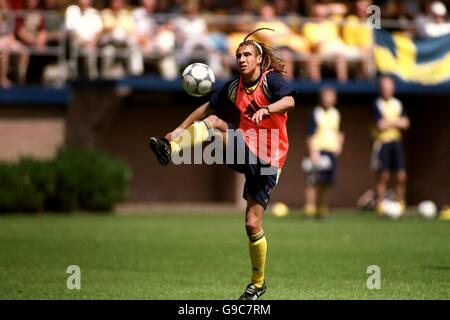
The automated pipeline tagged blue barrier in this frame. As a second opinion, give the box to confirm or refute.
[1,77,450,105]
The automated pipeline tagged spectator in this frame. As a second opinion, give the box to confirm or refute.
[415,1,450,38]
[302,2,359,82]
[42,0,66,44]
[65,0,103,80]
[8,0,22,10]
[133,0,177,79]
[253,2,310,80]
[100,0,143,78]
[0,0,29,88]
[16,0,54,84]
[227,1,258,62]
[16,0,48,50]
[171,0,228,79]
[342,0,375,79]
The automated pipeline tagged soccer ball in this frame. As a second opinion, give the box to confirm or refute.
[381,199,403,219]
[271,202,289,217]
[181,63,215,97]
[417,201,437,219]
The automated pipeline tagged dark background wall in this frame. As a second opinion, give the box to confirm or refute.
[83,88,450,208]
[1,87,449,207]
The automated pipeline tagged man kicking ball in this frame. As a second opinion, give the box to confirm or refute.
[149,28,296,300]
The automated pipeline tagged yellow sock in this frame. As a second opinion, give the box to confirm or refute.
[318,205,329,217]
[248,230,267,288]
[304,204,317,217]
[399,200,406,215]
[170,120,211,153]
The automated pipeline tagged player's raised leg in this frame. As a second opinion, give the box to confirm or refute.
[149,107,228,166]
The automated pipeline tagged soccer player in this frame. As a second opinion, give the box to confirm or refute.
[371,76,410,215]
[303,87,344,219]
[149,28,296,300]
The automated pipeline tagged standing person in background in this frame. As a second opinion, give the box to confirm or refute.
[371,76,410,216]
[303,87,344,219]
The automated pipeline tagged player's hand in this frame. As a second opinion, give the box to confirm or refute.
[311,150,322,166]
[251,107,270,125]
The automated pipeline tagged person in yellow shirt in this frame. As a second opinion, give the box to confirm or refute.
[100,0,143,78]
[303,87,344,219]
[371,76,410,215]
[342,0,374,79]
[253,3,310,80]
[302,2,359,82]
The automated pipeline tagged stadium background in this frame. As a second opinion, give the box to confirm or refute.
[1,0,450,209]
[2,0,450,302]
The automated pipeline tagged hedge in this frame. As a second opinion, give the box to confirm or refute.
[0,148,132,213]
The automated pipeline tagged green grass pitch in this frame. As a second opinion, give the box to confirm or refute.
[0,210,449,299]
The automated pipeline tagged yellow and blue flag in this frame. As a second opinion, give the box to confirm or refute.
[374,29,450,85]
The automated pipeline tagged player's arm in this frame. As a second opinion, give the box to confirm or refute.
[336,132,345,156]
[306,111,321,164]
[374,101,394,130]
[336,117,345,156]
[252,95,295,124]
[377,102,410,130]
[394,115,410,130]
[378,117,409,130]
[252,72,296,124]
[165,102,214,141]
[377,112,410,130]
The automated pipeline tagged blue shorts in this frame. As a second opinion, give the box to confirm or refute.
[317,151,337,185]
[376,141,405,171]
[223,123,280,210]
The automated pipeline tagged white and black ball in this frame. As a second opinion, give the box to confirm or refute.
[181,63,215,97]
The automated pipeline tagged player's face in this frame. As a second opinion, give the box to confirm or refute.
[380,77,395,99]
[236,45,262,76]
[321,89,336,108]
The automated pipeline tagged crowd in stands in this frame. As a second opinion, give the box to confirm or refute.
[1,0,450,88]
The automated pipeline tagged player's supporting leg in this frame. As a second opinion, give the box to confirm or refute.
[376,170,390,215]
[395,169,407,211]
[317,184,330,218]
[240,195,267,300]
[304,184,317,218]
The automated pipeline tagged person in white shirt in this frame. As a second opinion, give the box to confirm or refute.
[132,0,177,79]
[414,1,450,38]
[65,0,103,79]
[171,0,227,79]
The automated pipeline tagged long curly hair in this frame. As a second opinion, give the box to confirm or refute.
[238,28,286,75]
